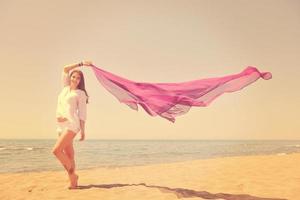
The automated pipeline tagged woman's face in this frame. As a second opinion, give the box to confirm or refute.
[70,72,81,88]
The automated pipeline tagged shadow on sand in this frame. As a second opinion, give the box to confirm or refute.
[75,183,287,200]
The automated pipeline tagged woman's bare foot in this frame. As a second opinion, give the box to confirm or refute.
[68,173,78,189]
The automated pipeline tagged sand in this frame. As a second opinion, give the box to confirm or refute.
[0,153,299,200]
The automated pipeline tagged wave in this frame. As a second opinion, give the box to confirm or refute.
[286,144,300,148]
[0,146,46,151]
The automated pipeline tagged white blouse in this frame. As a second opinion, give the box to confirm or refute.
[56,71,87,125]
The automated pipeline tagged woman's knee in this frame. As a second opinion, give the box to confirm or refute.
[52,147,63,155]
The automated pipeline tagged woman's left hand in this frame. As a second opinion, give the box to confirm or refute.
[82,61,93,67]
[79,132,85,141]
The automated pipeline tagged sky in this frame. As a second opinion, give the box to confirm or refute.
[0,0,299,140]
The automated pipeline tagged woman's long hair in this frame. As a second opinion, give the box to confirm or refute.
[70,70,89,104]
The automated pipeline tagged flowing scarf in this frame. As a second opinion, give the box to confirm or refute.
[89,65,272,123]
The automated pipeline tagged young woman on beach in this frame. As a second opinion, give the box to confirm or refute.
[52,61,92,189]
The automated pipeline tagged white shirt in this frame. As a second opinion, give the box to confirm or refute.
[56,71,87,125]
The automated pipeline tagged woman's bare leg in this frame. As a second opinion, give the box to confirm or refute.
[52,130,77,188]
[64,140,78,186]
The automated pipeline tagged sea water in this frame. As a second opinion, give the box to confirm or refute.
[0,139,300,173]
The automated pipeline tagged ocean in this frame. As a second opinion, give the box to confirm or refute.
[0,139,300,173]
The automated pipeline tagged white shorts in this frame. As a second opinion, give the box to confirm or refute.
[56,120,80,135]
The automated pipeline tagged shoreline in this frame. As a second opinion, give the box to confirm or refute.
[1,152,299,199]
[0,151,295,174]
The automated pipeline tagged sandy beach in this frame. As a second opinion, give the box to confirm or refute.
[0,153,299,200]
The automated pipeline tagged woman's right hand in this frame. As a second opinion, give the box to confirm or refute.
[57,117,68,122]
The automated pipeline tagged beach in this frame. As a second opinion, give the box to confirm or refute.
[1,153,299,200]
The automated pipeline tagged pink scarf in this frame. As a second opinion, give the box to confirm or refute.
[89,65,272,123]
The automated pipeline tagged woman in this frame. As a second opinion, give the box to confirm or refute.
[52,61,92,189]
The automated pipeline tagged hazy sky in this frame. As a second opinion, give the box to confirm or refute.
[1,0,299,140]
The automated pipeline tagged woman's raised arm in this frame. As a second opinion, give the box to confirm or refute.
[63,61,93,73]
